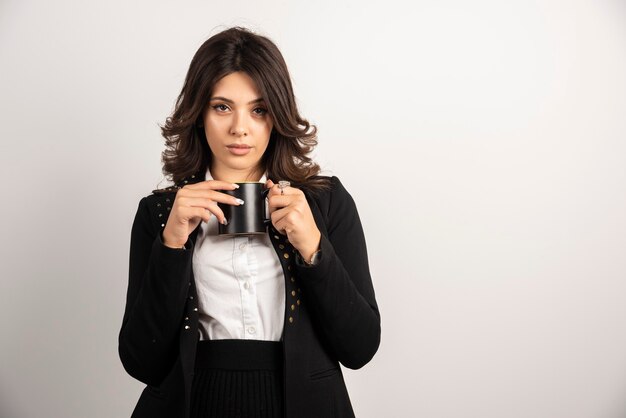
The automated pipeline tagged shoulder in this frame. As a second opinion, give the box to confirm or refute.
[305,175,350,197]
[131,192,176,236]
[149,172,203,196]
[304,175,357,223]
[311,175,353,202]
[133,172,202,229]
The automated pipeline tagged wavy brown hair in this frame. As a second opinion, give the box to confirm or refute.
[158,26,332,197]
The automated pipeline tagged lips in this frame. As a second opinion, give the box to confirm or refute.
[227,145,252,156]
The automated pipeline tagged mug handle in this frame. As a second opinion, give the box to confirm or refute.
[262,188,272,227]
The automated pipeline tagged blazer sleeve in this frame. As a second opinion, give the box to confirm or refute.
[294,176,381,369]
[118,196,194,386]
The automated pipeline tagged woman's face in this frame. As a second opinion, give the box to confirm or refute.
[202,71,273,181]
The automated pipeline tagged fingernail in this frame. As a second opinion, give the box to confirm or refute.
[222,217,228,225]
[232,183,240,189]
[235,198,245,205]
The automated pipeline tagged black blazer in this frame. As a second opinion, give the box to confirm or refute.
[118,172,381,418]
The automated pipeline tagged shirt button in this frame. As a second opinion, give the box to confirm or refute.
[243,281,250,289]
[239,242,247,250]
[247,326,256,334]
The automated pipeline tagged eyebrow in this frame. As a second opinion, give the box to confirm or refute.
[209,96,265,105]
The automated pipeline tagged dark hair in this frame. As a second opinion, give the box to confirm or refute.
[158,26,332,197]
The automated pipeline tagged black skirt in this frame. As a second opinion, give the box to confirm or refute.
[190,339,284,418]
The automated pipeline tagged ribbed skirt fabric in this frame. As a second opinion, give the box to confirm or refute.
[190,339,284,418]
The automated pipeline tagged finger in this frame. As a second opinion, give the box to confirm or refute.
[272,216,289,236]
[270,206,291,230]
[203,203,227,224]
[265,179,274,189]
[275,182,301,196]
[267,183,280,197]
[177,192,243,206]
[180,203,226,225]
[267,194,292,211]
[192,207,213,223]
[184,180,240,191]
[176,197,240,212]
[267,183,290,197]
[271,213,284,235]
[176,197,238,223]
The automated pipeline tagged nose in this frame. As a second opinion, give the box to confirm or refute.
[230,111,249,136]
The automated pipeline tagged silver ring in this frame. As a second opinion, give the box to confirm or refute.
[278,180,290,195]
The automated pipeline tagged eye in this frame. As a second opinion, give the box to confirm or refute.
[253,107,268,116]
[212,104,229,112]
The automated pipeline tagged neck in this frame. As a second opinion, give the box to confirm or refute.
[210,163,263,183]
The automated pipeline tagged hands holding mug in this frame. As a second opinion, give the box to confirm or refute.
[264,179,321,264]
[160,177,321,263]
[162,180,242,248]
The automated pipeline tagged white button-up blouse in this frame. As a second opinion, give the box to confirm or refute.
[191,167,285,341]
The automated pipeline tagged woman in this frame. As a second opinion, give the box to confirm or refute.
[118,26,381,418]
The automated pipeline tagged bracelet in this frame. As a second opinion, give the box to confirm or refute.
[302,248,321,266]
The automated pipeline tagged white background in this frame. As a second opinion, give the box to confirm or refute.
[1,0,626,417]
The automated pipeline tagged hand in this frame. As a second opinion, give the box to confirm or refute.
[162,180,243,248]
[264,179,321,261]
